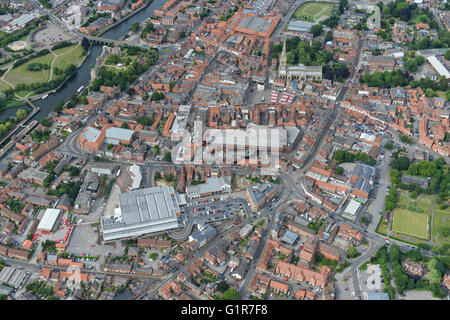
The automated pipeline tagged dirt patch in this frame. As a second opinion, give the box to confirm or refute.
[232,175,258,191]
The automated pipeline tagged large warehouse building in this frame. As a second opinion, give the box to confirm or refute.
[101,186,181,242]
[37,208,61,232]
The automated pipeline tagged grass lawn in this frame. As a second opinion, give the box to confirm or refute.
[0,79,12,91]
[4,53,54,86]
[18,33,29,42]
[398,193,410,207]
[392,208,429,239]
[293,2,334,22]
[408,13,429,24]
[377,220,388,236]
[53,44,85,70]
[414,198,432,212]
[432,208,450,246]
[435,91,446,99]
[15,90,30,98]
[53,44,76,56]
[398,192,432,213]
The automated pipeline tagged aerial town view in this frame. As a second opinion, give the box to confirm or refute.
[0,0,448,306]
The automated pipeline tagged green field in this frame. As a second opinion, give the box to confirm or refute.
[293,2,334,22]
[392,208,429,239]
[377,220,388,236]
[0,79,11,91]
[408,13,430,24]
[4,53,54,86]
[398,191,432,213]
[432,207,450,246]
[53,44,77,56]
[53,44,85,70]
[435,90,446,99]
[398,193,410,207]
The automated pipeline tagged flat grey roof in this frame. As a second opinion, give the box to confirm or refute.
[101,186,180,241]
[248,183,275,205]
[105,127,134,142]
[186,176,231,195]
[237,15,273,33]
[119,187,177,223]
[352,162,376,181]
[281,230,298,245]
[82,126,101,143]
[18,168,49,181]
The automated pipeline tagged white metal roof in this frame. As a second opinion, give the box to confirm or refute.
[37,208,61,231]
[130,164,142,190]
[344,200,361,216]
[426,55,450,79]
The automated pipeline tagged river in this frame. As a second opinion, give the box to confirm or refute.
[1,0,168,122]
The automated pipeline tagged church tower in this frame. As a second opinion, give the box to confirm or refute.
[278,39,287,78]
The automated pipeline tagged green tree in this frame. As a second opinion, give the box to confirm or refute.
[405,58,418,72]
[130,22,140,33]
[310,24,323,37]
[152,145,159,157]
[335,166,344,175]
[137,115,154,126]
[361,216,370,225]
[164,173,174,182]
[40,118,52,127]
[69,166,80,177]
[390,156,410,171]
[385,200,396,211]
[16,109,27,121]
[347,246,359,258]
[445,49,450,61]
[399,135,413,144]
[286,51,295,64]
[163,152,171,162]
[415,55,425,66]
[407,249,422,262]
[149,252,158,260]
[151,91,165,101]
[429,269,442,286]
[223,288,239,300]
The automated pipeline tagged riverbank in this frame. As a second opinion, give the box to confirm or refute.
[0,41,87,101]
[95,0,153,37]
[0,0,168,125]
[0,99,28,114]
[30,46,90,102]
[0,99,39,150]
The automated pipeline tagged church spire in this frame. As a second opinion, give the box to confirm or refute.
[278,39,287,77]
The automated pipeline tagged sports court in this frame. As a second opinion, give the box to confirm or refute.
[392,208,428,239]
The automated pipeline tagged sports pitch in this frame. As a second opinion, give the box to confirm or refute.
[392,208,429,239]
[293,2,334,21]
